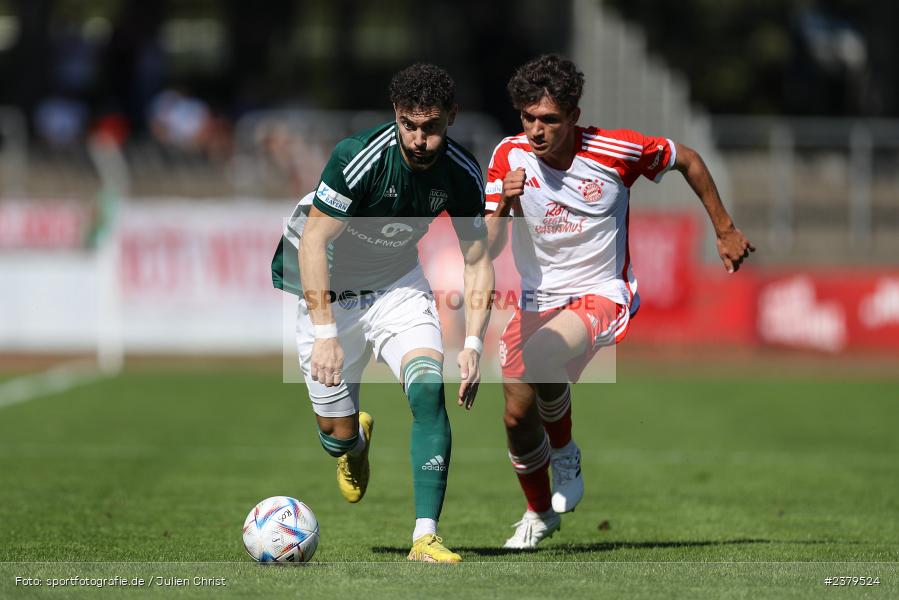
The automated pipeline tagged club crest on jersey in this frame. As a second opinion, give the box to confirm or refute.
[577,178,604,203]
[429,188,448,212]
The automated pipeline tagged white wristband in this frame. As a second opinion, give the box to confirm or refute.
[463,336,483,355]
[313,323,338,339]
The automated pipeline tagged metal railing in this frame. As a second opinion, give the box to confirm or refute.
[711,116,899,262]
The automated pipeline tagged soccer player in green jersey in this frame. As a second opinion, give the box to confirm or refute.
[271,63,494,563]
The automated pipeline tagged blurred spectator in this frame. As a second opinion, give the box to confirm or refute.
[255,121,328,196]
[148,88,232,160]
[91,112,130,148]
[149,88,210,150]
[33,95,88,147]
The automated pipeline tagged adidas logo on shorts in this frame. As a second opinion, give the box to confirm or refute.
[421,455,447,471]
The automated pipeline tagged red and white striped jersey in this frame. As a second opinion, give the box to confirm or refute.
[486,126,676,311]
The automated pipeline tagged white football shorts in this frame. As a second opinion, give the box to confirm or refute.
[296,264,443,417]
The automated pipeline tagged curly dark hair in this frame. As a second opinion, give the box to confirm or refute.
[507,54,584,114]
[389,63,456,111]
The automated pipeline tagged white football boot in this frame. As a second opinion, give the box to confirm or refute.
[503,510,561,549]
[550,440,584,513]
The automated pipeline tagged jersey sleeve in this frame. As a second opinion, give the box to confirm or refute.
[445,143,487,241]
[586,128,676,186]
[311,138,364,219]
[637,134,677,183]
[607,129,676,184]
[484,141,513,214]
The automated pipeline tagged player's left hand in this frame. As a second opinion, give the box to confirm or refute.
[456,348,481,410]
[716,226,755,273]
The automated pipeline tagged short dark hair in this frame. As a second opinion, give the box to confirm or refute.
[389,63,456,111]
[507,54,584,114]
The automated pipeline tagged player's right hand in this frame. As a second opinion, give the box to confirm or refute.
[311,338,345,387]
[502,167,527,203]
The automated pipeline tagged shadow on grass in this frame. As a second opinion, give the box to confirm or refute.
[372,538,794,557]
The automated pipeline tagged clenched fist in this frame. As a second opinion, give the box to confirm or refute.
[494,167,526,217]
[503,167,527,202]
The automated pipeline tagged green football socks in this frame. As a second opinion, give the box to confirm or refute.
[318,429,359,457]
[404,356,451,520]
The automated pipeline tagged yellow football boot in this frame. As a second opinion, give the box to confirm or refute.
[336,412,373,503]
[407,534,462,563]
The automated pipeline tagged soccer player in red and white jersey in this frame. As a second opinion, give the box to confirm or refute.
[486,55,754,549]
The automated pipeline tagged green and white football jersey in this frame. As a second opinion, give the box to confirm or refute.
[271,121,486,296]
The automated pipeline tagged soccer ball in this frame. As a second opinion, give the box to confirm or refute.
[242,496,319,563]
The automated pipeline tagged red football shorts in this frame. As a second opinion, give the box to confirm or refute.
[499,294,631,382]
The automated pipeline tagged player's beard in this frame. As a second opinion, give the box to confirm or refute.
[402,143,439,170]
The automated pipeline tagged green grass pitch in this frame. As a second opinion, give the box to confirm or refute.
[1,365,897,598]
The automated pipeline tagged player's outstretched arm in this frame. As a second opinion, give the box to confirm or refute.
[300,207,348,387]
[673,142,756,273]
[456,236,495,410]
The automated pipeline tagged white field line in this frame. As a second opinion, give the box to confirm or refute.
[0,360,110,410]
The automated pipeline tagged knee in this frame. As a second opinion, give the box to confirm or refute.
[408,380,446,420]
[503,402,535,432]
[316,415,356,438]
[503,410,522,431]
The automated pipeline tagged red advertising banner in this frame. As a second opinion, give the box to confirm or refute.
[757,271,899,353]
[608,211,757,347]
[627,211,697,313]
